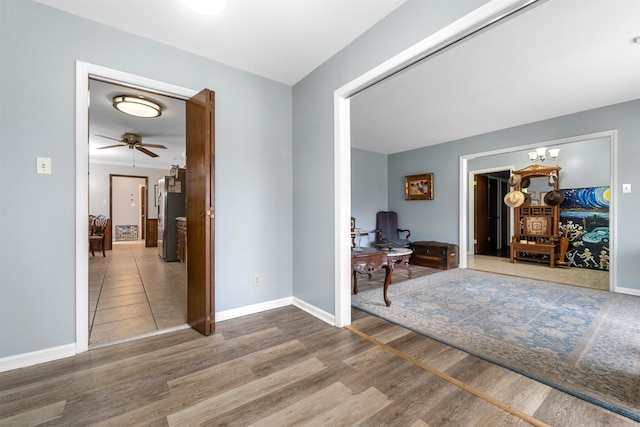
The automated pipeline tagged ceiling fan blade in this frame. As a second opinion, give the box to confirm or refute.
[136,146,159,158]
[97,143,127,149]
[95,134,123,142]
[139,143,167,149]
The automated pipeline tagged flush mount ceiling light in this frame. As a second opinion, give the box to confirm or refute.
[182,0,226,15]
[112,96,162,118]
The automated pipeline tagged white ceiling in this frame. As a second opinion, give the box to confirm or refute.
[352,0,640,154]
[34,0,407,85]
[88,80,186,169]
[38,0,640,167]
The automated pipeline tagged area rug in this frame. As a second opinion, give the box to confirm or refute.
[351,268,640,421]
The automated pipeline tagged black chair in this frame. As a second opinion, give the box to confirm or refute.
[374,211,411,249]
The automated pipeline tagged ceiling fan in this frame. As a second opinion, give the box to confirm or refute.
[96,132,167,158]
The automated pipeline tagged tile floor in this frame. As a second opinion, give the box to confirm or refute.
[467,254,609,291]
[89,241,187,346]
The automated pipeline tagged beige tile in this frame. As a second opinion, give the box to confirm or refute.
[88,241,186,346]
[93,302,152,325]
[467,255,609,291]
[97,292,149,310]
[98,285,146,299]
[89,315,158,345]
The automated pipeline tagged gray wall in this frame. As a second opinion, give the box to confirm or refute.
[293,0,489,314]
[387,100,640,290]
[351,148,388,247]
[0,1,292,358]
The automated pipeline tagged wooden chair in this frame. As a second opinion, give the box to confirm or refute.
[89,215,108,257]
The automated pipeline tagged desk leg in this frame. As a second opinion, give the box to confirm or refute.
[383,266,392,307]
[352,271,358,295]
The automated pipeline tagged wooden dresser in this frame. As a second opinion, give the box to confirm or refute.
[410,241,458,270]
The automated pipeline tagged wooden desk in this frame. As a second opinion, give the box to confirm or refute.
[351,248,392,306]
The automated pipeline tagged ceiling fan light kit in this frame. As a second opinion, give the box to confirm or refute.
[96,132,167,158]
[112,95,162,118]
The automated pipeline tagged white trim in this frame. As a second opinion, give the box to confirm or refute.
[458,130,617,292]
[0,344,76,373]
[334,94,351,327]
[467,164,515,258]
[215,298,293,322]
[293,297,336,326]
[615,287,640,297]
[335,0,541,324]
[76,61,197,354]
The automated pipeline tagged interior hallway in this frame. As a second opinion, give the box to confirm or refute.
[89,241,187,346]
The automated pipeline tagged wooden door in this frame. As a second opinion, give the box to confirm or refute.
[140,186,146,239]
[186,89,215,335]
[474,175,489,254]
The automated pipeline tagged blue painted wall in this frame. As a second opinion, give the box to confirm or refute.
[0,1,292,357]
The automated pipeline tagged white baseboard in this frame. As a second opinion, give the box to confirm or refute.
[615,286,640,297]
[0,343,76,373]
[1,298,336,373]
[292,297,336,326]
[215,297,293,322]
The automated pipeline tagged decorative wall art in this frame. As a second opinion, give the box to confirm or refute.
[559,186,610,270]
[405,173,433,200]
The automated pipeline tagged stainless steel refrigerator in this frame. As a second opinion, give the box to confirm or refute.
[157,176,186,261]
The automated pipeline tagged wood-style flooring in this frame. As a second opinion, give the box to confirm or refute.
[1,301,636,424]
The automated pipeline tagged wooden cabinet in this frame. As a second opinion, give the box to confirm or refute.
[176,217,187,263]
[411,241,458,270]
[509,164,561,267]
[145,219,158,248]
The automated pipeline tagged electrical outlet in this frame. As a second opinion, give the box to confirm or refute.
[254,274,261,286]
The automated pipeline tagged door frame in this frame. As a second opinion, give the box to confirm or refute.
[459,130,617,291]
[469,166,514,256]
[75,61,197,353]
[109,174,148,242]
[333,0,544,327]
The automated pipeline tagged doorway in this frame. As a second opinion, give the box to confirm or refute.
[474,170,510,257]
[77,62,215,353]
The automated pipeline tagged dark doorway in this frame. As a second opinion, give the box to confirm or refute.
[474,170,510,257]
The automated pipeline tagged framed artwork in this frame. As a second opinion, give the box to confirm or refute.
[525,216,549,235]
[405,173,434,200]
[531,199,540,206]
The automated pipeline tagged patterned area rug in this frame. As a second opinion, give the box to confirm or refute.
[351,268,640,421]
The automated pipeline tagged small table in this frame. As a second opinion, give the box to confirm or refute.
[351,247,392,306]
[386,248,413,279]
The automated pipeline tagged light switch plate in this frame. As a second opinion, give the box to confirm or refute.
[37,157,51,174]
[622,183,631,193]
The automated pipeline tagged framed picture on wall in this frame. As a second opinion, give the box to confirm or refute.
[405,173,434,200]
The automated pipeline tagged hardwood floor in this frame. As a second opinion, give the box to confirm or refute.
[1,303,636,425]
